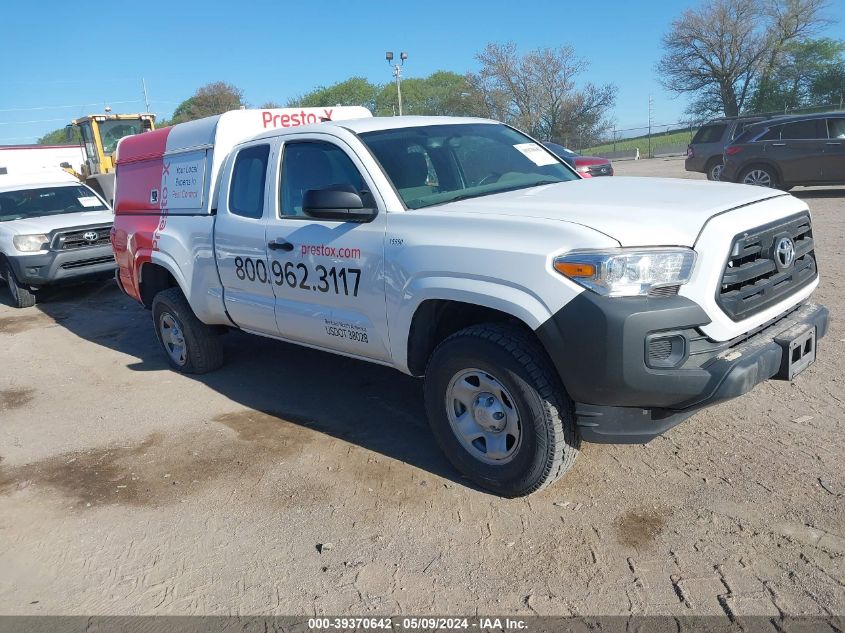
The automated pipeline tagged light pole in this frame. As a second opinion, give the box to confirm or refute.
[386,51,408,116]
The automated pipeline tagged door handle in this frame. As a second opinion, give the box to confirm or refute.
[772,143,786,146]
[268,239,293,252]
[826,142,842,146]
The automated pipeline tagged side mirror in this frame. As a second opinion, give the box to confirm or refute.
[302,185,377,222]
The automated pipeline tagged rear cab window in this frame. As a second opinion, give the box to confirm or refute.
[229,144,270,219]
[691,123,728,144]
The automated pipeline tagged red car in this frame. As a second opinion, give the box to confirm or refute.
[544,142,614,177]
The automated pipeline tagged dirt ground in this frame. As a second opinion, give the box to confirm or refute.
[0,157,843,618]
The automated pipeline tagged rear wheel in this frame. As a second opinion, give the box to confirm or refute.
[152,287,224,374]
[740,165,778,188]
[706,160,724,181]
[2,262,36,308]
[423,323,579,497]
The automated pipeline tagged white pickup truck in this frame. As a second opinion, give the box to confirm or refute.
[111,108,828,496]
[1,170,115,308]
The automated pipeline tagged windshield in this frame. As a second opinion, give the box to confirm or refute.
[99,119,143,154]
[360,123,578,209]
[544,142,578,157]
[691,123,727,144]
[0,185,108,222]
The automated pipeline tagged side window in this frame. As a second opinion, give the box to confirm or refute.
[780,120,825,140]
[760,125,782,141]
[229,144,270,219]
[280,141,366,217]
[732,120,760,140]
[828,118,845,139]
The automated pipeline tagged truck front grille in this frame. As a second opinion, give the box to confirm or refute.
[52,225,112,250]
[717,214,816,321]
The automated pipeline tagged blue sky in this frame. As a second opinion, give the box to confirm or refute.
[2,0,844,143]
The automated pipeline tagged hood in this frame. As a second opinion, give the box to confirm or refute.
[443,177,786,247]
[1,209,114,236]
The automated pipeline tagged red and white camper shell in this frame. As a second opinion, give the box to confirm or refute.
[111,106,371,306]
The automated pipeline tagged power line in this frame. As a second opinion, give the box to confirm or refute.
[0,99,145,114]
[0,117,68,127]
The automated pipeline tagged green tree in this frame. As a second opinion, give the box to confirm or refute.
[747,38,845,112]
[170,81,245,125]
[38,126,80,145]
[376,71,486,117]
[288,77,380,112]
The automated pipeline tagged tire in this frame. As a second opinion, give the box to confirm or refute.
[423,323,579,497]
[151,287,224,374]
[739,164,779,189]
[2,262,36,308]
[706,160,724,181]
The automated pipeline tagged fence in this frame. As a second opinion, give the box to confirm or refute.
[574,102,845,160]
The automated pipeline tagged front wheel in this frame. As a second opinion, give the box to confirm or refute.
[2,262,36,308]
[424,323,579,497]
[152,287,224,374]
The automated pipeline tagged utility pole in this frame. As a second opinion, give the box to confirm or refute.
[386,51,408,116]
[647,95,653,159]
[141,78,151,113]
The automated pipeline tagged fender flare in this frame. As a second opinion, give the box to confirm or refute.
[391,275,562,373]
[136,249,190,303]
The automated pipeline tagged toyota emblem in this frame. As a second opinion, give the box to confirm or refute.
[775,237,795,270]
[83,231,99,242]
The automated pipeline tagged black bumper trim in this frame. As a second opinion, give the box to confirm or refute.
[535,291,829,444]
[6,247,116,287]
[571,303,829,444]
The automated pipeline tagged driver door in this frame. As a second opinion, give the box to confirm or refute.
[266,135,390,361]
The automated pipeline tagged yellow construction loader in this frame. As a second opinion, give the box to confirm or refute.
[64,112,156,203]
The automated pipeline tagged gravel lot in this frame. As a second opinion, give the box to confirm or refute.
[0,157,843,618]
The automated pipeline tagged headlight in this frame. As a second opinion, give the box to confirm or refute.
[553,248,696,297]
[13,234,50,252]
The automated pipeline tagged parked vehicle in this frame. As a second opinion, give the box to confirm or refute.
[721,113,845,189]
[0,170,114,308]
[67,112,157,204]
[544,142,613,176]
[112,108,828,497]
[685,116,772,180]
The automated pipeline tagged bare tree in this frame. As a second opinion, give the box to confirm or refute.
[469,42,616,145]
[658,0,830,118]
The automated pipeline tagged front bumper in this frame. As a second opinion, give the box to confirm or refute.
[6,246,116,287]
[535,293,829,444]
